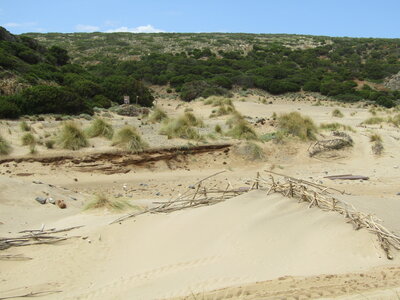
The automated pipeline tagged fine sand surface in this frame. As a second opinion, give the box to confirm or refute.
[1,92,400,299]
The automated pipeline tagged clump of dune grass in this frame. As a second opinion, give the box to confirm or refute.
[0,135,12,155]
[21,133,36,146]
[181,112,204,127]
[160,116,201,140]
[113,126,148,153]
[86,118,114,139]
[332,109,344,118]
[388,114,400,127]
[277,112,317,141]
[235,142,266,161]
[227,119,258,140]
[148,107,168,123]
[370,135,384,155]
[57,122,89,150]
[210,105,236,117]
[320,122,355,132]
[362,117,385,125]
[204,96,233,107]
[226,111,245,128]
[85,193,133,211]
[214,124,222,134]
[45,139,55,149]
[19,121,31,132]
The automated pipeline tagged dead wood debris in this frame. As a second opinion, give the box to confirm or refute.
[0,226,83,251]
[309,131,353,157]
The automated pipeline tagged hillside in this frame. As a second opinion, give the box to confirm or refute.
[24,31,400,107]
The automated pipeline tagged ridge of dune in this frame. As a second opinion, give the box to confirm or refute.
[1,189,397,299]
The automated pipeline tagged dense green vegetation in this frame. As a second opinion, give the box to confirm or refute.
[0,27,154,118]
[1,27,400,119]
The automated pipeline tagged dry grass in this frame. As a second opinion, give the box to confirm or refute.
[19,121,31,132]
[277,112,317,141]
[332,109,344,118]
[57,122,89,150]
[0,135,12,155]
[227,120,258,140]
[388,114,400,127]
[21,133,36,146]
[85,194,133,211]
[235,142,265,160]
[160,113,203,140]
[148,107,168,123]
[86,118,114,139]
[369,133,382,142]
[362,117,385,125]
[113,126,148,153]
[320,122,355,132]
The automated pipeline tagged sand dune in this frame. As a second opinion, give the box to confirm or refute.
[1,189,398,299]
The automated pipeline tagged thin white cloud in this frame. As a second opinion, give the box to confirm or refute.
[75,24,100,32]
[106,24,165,33]
[3,22,36,28]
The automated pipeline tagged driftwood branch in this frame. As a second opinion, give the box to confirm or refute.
[0,290,61,300]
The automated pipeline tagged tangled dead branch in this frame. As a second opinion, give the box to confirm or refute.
[255,171,400,260]
[309,131,353,157]
[0,226,83,251]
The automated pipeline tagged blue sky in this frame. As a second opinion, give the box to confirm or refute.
[1,0,399,38]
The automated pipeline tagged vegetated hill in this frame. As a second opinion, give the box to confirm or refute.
[0,27,154,118]
[25,31,400,107]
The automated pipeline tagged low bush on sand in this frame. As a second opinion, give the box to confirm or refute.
[227,120,258,140]
[21,133,36,146]
[320,122,355,132]
[214,124,222,134]
[0,135,12,155]
[235,142,265,161]
[277,112,317,141]
[85,194,133,211]
[19,121,31,132]
[86,118,114,139]
[160,113,203,140]
[362,117,385,125]
[57,122,89,150]
[148,107,168,123]
[45,139,55,149]
[113,126,148,153]
[332,109,344,118]
[369,133,382,143]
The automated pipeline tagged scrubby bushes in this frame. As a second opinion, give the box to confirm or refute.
[86,118,114,139]
[113,126,148,153]
[57,122,88,150]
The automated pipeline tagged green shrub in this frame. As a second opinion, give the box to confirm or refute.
[0,135,12,155]
[113,126,148,153]
[148,107,168,123]
[57,122,89,150]
[86,118,114,139]
[214,124,222,133]
[332,109,344,118]
[277,112,317,140]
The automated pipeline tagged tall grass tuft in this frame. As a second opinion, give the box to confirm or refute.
[85,193,133,211]
[86,118,114,139]
[148,107,168,123]
[332,109,344,118]
[21,133,36,146]
[277,112,317,141]
[227,119,258,140]
[320,122,355,132]
[236,142,265,161]
[57,122,89,150]
[0,135,12,155]
[160,113,203,140]
[19,121,31,132]
[113,126,148,153]
[362,117,385,125]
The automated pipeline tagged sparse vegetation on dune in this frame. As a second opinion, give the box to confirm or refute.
[370,133,382,143]
[85,194,133,211]
[332,109,344,118]
[235,142,266,161]
[21,133,36,146]
[0,135,12,155]
[57,122,89,150]
[362,117,385,125]
[160,113,203,140]
[320,122,355,132]
[277,112,317,141]
[113,126,148,153]
[148,107,168,123]
[370,133,384,155]
[19,121,31,132]
[388,114,400,127]
[86,118,114,139]
[227,120,258,140]
[226,111,245,128]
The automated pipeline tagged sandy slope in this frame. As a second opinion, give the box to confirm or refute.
[1,189,399,299]
[1,94,400,299]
